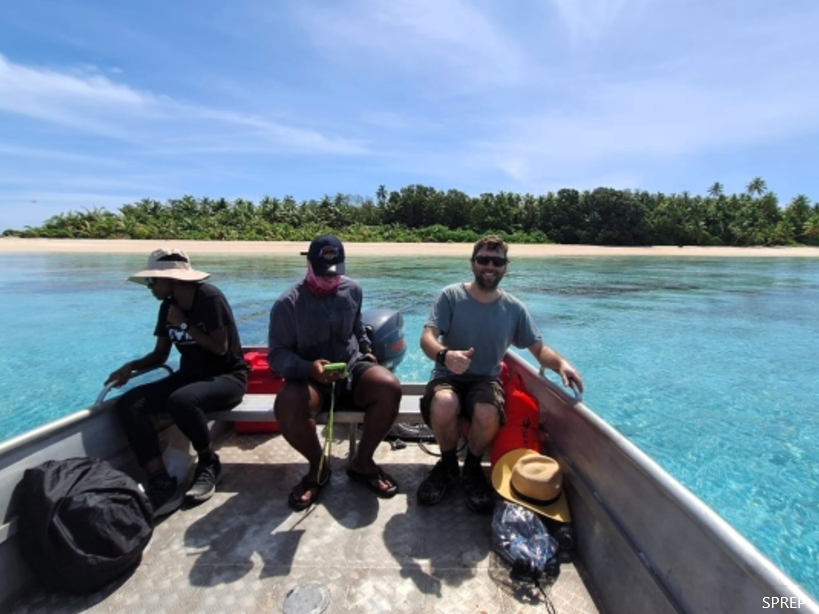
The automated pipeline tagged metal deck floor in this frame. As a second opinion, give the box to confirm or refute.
[10,427,602,614]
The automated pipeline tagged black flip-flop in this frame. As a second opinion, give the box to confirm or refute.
[346,466,399,498]
[288,469,331,511]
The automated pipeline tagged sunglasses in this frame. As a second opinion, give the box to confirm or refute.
[145,277,156,288]
[473,255,509,267]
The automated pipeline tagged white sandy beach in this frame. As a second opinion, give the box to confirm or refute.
[2,237,819,258]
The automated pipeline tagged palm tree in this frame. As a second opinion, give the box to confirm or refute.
[803,213,819,237]
[259,195,281,223]
[376,185,388,207]
[783,194,811,238]
[707,182,724,198]
[790,194,812,209]
[746,177,767,197]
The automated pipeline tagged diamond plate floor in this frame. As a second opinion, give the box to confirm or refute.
[10,427,602,614]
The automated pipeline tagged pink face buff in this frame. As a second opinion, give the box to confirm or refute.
[305,262,342,296]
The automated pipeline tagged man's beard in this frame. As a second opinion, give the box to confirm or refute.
[473,269,502,291]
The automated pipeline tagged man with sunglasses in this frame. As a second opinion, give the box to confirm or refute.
[418,235,584,513]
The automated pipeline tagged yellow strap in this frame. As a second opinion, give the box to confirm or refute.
[318,381,335,477]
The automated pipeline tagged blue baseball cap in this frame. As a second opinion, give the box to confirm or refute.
[301,235,346,276]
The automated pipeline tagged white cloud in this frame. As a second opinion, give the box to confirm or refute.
[548,0,648,40]
[292,0,526,89]
[190,108,368,155]
[279,1,819,190]
[0,54,153,137]
[0,145,127,166]
[0,54,365,154]
[462,5,819,185]
[499,76,816,166]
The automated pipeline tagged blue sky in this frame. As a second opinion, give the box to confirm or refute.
[1,0,818,231]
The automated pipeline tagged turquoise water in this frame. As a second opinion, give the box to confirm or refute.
[1,252,818,598]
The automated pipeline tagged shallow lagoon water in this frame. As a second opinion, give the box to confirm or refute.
[1,252,817,598]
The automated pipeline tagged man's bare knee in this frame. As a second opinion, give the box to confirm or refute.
[275,382,320,420]
[431,390,459,416]
[472,402,500,427]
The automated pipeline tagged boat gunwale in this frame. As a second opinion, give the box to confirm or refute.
[507,352,819,612]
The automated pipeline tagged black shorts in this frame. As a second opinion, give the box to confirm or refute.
[419,376,506,427]
[313,360,378,413]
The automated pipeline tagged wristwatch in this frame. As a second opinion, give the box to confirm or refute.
[179,322,188,332]
[436,348,449,366]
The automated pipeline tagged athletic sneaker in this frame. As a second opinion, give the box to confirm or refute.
[186,454,222,504]
[461,464,495,514]
[417,459,459,506]
[147,474,183,519]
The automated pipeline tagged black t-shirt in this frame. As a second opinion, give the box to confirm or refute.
[153,283,247,379]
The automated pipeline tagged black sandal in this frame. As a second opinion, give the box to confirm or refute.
[287,468,331,511]
[346,465,399,499]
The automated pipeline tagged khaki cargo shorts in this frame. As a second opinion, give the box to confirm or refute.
[419,376,506,427]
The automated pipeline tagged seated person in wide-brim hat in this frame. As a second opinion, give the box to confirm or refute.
[105,248,248,518]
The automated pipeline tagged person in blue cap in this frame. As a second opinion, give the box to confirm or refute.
[268,235,402,510]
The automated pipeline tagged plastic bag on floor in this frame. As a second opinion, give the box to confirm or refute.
[492,500,559,580]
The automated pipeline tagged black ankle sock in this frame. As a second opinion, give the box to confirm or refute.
[148,468,170,482]
[464,450,483,470]
[441,448,459,473]
[198,450,218,465]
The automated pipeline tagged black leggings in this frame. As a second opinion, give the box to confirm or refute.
[116,370,246,466]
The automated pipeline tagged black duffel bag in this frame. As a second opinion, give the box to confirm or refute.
[17,457,154,593]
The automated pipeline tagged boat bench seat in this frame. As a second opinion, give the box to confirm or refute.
[207,383,427,457]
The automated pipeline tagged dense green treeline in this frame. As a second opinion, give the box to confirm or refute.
[5,178,819,246]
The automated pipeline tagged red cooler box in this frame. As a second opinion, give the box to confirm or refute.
[236,351,284,433]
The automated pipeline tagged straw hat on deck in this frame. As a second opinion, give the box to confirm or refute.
[491,449,571,522]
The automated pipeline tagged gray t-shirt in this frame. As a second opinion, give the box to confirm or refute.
[425,283,541,380]
[267,277,370,380]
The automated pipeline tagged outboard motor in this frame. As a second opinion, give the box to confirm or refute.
[362,309,406,372]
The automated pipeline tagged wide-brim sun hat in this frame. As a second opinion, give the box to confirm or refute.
[127,248,210,285]
[491,449,572,522]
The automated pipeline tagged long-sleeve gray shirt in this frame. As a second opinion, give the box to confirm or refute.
[267,277,371,380]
